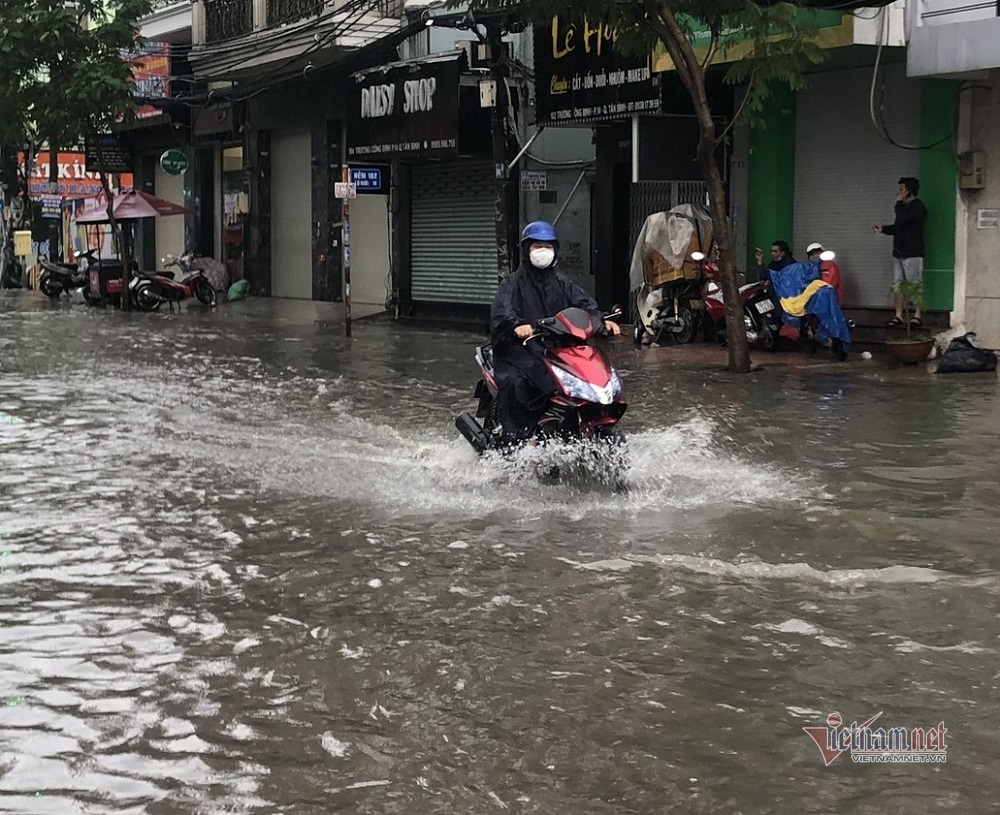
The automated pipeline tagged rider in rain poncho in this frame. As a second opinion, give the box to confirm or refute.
[490,221,620,440]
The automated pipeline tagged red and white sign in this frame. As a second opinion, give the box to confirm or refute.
[25,152,134,200]
[130,42,171,119]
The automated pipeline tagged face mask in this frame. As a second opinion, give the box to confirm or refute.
[529,247,555,269]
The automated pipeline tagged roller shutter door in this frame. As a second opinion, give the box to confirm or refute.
[793,64,920,307]
[271,128,313,299]
[411,162,497,304]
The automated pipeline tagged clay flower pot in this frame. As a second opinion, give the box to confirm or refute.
[886,338,936,364]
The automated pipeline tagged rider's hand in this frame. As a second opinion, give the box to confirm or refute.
[604,320,621,336]
[514,324,534,340]
[872,224,883,233]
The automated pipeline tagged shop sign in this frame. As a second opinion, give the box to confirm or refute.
[130,42,171,119]
[335,182,357,199]
[520,170,548,191]
[85,134,132,174]
[349,56,462,159]
[159,149,189,175]
[350,167,385,192]
[25,151,134,200]
[533,18,661,125]
[653,9,851,73]
[977,209,999,229]
[41,196,62,219]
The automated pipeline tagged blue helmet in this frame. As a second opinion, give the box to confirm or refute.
[521,221,559,245]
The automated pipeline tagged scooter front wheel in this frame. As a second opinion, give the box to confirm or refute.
[39,272,64,299]
[194,278,216,306]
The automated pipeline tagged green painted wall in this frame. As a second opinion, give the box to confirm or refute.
[919,79,958,311]
[747,83,797,279]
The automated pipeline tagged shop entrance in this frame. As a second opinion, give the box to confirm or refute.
[221,145,246,282]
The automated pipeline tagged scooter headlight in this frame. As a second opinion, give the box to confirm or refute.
[550,366,616,405]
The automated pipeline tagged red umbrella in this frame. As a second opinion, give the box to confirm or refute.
[76,189,190,222]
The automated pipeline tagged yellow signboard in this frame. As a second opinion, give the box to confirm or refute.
[653,12,854,73]
[13,230,32,256]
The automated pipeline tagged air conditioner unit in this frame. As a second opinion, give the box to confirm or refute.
[455,39,508,71]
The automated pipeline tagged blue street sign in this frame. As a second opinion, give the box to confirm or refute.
[350,167,383,192]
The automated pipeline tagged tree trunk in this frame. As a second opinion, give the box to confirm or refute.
[95,139,130,311]
[689,80,752,373]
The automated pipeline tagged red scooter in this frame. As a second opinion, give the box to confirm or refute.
[695,252,782,350]
[455,307,627,463]
[131,252,216,311]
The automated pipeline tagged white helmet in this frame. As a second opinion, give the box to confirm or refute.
[806,242,823,255]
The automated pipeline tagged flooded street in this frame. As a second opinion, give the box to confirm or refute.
[1,292,998,814]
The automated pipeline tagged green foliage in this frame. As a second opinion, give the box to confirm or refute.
[892,279,926,340]
[0,0,153,149]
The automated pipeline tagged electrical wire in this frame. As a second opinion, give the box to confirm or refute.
[867,5,959,151]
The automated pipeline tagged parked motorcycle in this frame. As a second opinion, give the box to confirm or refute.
[39,249,101,303]
[132,252,217,311]
[455,307,628,483]
[631,204,714,347]
[695,252,782,350]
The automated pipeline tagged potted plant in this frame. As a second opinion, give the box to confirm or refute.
[886,280,936,363]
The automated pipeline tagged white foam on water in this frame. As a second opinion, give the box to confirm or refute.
[184,410,811,523]
[320,732,350,758]
[563,552,991,589]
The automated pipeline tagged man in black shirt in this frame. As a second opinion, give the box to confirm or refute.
[874,176,928,327]
[754,240,796,281]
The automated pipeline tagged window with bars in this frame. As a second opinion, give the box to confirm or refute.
[204,0,253,43]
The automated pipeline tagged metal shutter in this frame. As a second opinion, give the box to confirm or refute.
[411,161,497,304]
[793,64,920,307]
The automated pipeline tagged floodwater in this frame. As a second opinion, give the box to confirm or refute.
[1,293,998,814]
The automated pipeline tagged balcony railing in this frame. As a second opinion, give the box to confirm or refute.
[205,0,253,43]
[267,0,324,27]
[202,0,402,46]
[373,0,403,16]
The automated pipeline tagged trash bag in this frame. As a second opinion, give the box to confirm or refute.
[936,332,998,374]
[227,279,250,302]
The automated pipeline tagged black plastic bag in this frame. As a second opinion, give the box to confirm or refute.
[936,333,998,374]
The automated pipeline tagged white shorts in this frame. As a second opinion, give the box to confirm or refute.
[893,257,923,284]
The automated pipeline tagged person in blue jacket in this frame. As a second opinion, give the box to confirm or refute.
[490,221,620,440]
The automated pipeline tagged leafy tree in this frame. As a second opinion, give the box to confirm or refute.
[459,0,830,372]
[0,0,153,305]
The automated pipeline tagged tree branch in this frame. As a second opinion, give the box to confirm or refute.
[701,23,720,74]
[653,0,705,93]
[715,65,757,145]
[640,1,694,92]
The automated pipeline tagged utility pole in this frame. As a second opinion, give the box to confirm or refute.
[486,21,517,282]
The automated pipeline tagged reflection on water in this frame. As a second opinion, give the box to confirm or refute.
[1,294,998,813]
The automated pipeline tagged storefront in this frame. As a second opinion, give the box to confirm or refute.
[791,64,917,305]
[532,18,721,309]
[348,49,494,321]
